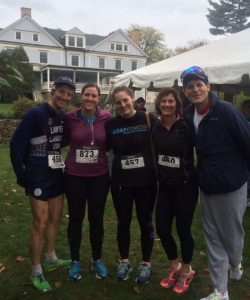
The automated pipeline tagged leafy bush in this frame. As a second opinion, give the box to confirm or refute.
[12,96,35,119]
[0,111,15,119]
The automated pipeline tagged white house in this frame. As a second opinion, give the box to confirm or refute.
[0,7,147,100]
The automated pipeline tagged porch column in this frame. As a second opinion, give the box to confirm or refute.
[47,68,50,90]
[97,72,100,86]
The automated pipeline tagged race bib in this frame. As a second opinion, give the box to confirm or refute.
[158,155,180,168]
[121,156,145,169]
[76,149,99,163]
[48,154,65,169]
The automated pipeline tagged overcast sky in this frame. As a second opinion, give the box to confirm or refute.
[0,0,222,49]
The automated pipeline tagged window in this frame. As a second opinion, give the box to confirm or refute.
[33,33,39,42]
[15,31,21,40]
[115,59,121,70]
[110,43,128,52]
[131,61,137,71]
[40,52,48,64]
[77,37,83,48]
[6,48,14,56]
[72,55,79,66]
[99,57,105,69]
[115,44,123,51]
[69,36,75,47]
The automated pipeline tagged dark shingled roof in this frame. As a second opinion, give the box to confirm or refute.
[44,27,106,47]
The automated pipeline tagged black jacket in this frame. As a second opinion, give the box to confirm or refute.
[152,117,197,189]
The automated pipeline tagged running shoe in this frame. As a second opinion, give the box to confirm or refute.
[160,265,182,288]
[92,260,109,279]
[173,269,195,294]
[200,289,229,300]
[69,261,81,281]
[30,273,52,293]
[135,263,151,284]
[116,261,132,281]
[230,262,243,280]
[43,258,71,272]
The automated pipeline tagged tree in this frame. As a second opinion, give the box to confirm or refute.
[0,46,34,103]
[174,39,208,55]
[126,24,171,63]
[207,0,250,35]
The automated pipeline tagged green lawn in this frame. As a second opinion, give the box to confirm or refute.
[0,145,250,300]
[0,103,13,113]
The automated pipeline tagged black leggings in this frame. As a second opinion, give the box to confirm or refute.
[111,183,156,262]
[155,183,198,264]
[64,172,110,261]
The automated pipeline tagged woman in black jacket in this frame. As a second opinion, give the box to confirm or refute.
[152,87,198,294]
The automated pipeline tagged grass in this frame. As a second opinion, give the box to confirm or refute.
[0,103,15,119]
[0,145,250,300]
[0,103,13,113]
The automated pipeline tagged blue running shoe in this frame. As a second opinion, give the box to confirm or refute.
[69,261,81,281]
[92,260,109,279]
[116,261,132,281]
[135,263,151,284]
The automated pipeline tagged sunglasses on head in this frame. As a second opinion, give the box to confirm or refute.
[181,66,207,81]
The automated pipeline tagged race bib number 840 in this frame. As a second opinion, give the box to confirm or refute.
[158,155,180,168]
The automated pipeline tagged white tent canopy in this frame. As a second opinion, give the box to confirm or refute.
[114,27,250,90]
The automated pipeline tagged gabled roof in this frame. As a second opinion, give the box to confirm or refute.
[44,27,105,47]
[66,27,85,36]
[90,29,147,56]
[43,27,65,44]
[0,15,63,48]
[86,34,106,47]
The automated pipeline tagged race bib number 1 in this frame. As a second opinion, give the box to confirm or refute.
[121,156,145,169]
[48,154,65,169]
[76,149,99,163]
[158,155,180,168]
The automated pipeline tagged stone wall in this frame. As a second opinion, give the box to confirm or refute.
[0,119,20,145]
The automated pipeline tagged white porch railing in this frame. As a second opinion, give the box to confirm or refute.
[41,82,113,94]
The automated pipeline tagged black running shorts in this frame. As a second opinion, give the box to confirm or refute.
[26,166,63,201]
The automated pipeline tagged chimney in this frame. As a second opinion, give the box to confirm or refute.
[130,30,140,45]
[21,7,31,18]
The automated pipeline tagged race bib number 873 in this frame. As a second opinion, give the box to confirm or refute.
[76,149,98,163]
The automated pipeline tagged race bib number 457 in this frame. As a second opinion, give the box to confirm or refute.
[158,155,180,168]
[121,156,145,170]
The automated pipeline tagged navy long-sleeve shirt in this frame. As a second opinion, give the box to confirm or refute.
[10,103,64,188]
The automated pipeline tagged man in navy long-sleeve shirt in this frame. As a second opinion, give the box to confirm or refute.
[10,77,75,293]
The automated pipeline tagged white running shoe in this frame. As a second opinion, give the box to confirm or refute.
[230,262,243,280]
[200,289,229,300]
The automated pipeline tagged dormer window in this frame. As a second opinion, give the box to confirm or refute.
[67,35,85,48]
[69,36,75,47]
[77,37,83,48]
